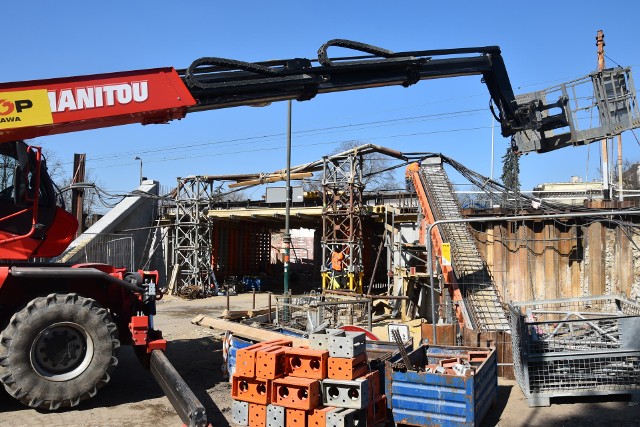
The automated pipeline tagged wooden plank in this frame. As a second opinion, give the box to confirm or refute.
[571,224,583,297]
[544,223,558,300]
[517,223,529,301]
[221,307,274,320]
[421,323,456,346]
[191,315,308,347]
[617,227,633,296]
[533,221,545,300]
[588,222,605,296]
[493,223,507,300]
[168,264,180,295]
[558,222,571,298]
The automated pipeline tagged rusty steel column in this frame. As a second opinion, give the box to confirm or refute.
[321,152,364,292]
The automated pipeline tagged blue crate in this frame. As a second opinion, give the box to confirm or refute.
[385,344,497,427]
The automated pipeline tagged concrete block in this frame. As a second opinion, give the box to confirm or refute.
[328,332,366,358]
[322,378,369,409]
[232,400,249,426]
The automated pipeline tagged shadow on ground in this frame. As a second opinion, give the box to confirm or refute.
[0,336,226,424]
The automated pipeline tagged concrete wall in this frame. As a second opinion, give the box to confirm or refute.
[57,180,162,279]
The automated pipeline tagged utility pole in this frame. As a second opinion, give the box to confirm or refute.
[283,100,292,296]
[71,153,86,238]
[596,30,611,201]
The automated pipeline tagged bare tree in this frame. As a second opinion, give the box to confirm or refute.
[321,140,402,192]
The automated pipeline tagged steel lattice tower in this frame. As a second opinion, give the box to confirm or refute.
[321,153,364,292]
[173,176,214,294]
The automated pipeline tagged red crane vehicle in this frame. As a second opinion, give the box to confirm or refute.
[0,39,628,425]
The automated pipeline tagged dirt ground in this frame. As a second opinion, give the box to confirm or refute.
[2,293,640,426]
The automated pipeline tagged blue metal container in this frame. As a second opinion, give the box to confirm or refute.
[242,276,265,291]
[385,344,497,427]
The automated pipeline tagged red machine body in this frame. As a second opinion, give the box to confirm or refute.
[0,68,195,143]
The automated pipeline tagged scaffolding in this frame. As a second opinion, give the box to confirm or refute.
[321,153,365,292]
[172,176,214,294]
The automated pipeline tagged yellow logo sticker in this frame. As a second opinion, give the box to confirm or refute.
[441,242,451,266]
[0,89,53,130]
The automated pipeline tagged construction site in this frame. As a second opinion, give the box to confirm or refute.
[2,31,640,427]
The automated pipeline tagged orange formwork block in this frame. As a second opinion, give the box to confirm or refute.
[307,406,336,427]
[284,347,328,380]
[232,375,272,405]
[256,345,287,379]
[363,370,381,400]
[327,353,368,380]
[249,403,267,427]
[236,340,293,378]
[286,408,307,427]
[272,376,321,411]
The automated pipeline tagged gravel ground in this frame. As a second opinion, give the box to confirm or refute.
[2,293,640,426]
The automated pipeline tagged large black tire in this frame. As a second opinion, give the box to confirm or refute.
[0,293,120,410]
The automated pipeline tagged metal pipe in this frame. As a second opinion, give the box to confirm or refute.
[323,289,409,299]
[283,100,292,298]
[268,292,272,323]
[426,208,640,345]
[10,266,143,294]
[150,350,207,427]
[252,289,256,310]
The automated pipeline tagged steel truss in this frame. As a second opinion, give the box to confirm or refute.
[321,153,364,292]
[173,176,214,294]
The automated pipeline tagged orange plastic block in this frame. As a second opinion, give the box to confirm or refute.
[374,395,387,424]
[363,370,381,400]
[467,350,491,363]
[256,345,287,379]
[249,403,267,427]
[438,357,461,368]
[327,353,368,380]
[272,376,321,410]
[286,408,307,427]
[232,374,272,405]
[236,340,292,377]
[284,347,328,380]
[307,406,336,427]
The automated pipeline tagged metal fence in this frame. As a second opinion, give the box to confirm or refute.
[55,233,134,270]
[508,295,640,406]
[275,292,372,334]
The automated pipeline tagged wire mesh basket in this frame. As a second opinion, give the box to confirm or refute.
[508,295,640,406]
[275,293,372,334]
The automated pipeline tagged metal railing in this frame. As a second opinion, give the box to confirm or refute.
[54,233,134,270]
[275,292,372,334]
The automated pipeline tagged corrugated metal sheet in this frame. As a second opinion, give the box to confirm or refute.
[386,345,497,427]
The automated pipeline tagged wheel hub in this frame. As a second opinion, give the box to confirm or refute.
[31,322,94,381]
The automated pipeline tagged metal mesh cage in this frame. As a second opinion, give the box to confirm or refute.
[275,293,372,334]
[509,295,640,406]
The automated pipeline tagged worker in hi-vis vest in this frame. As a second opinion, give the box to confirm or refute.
[331,248,346,288]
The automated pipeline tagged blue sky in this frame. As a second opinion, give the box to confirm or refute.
[3,1,640,198]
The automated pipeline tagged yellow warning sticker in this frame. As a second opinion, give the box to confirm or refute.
[0,90,53,130]
[441,242,451,266]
